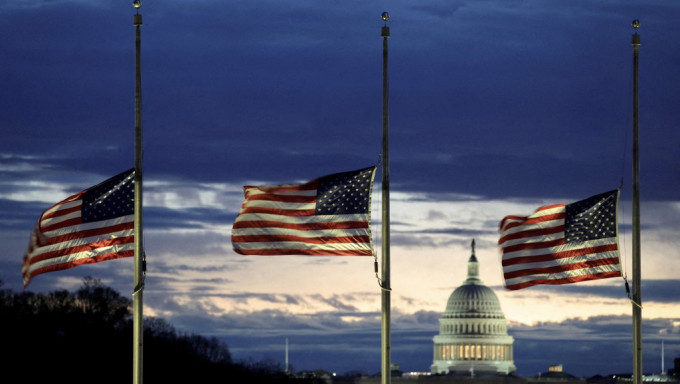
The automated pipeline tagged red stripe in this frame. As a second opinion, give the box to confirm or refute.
[40,216,84,233]
[232,220,368,230]
[503,253,621,279]
[234,248,372,256]
[500,237,566,255]
[26,235,135,265]
[23,249,135,284]
[502,243,618,267]
[500,212,565,233]
[498,224,564,245]
[232,234,370,244]
[39,193,83,217]
[41,203,82,221]
[244,181,318,194]
[499,215,524,231]
[499,204,564,231]
[239,207,316,216]
[505,270,623,290]
[245,194,317,203]
[37,222,134,247]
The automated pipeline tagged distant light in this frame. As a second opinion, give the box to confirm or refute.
[133,0,142,9]
[382,12,390,21]
[632,19,640,29]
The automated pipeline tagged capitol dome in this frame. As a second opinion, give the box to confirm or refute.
[431,239,516,375]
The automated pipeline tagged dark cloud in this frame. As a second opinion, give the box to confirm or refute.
[3,0,680,199]
[0,199,44,230]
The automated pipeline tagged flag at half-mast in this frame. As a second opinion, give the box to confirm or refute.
[22,169,135,287]
[498,189,622,291]
[231,166,377,256]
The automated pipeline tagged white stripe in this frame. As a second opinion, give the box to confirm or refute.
[26,227,135,261]
[40,215,134,238]
[500,231,564,250]
[232,241,371,251]
[499,205,565,232]
[504,262,622,287]
[40,202,84,227]
[245,187,317,197]
[232,227,370,238]
[499,216,564,240]
[242,200,316,210]
[502,246,620,273]
[24,243,135,275]
[501,237,617,262]
[41,198,81,217]
[26,229,134,260]
[40,210,82,227]
[234,213,369,224]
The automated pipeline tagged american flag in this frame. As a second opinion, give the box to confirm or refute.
[22,169,135,287]
[231,166,377,256]
[498,189,621,290]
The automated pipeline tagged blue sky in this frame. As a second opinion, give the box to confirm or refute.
[2,0,680,378]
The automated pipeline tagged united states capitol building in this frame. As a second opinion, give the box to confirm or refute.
[355,240,522,384]
[430,239,516,376]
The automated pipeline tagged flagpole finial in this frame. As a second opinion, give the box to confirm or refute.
[133,0,142,25]
[381,12,390,38]
[631,19,640,45]
[632,19,640,33]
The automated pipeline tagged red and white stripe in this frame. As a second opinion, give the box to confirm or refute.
[498,203,620,291]
[231,181,373,256]
[22,192,134,287]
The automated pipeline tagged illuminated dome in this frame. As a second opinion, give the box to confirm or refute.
[431,240,516,375]
[444,259,504,317]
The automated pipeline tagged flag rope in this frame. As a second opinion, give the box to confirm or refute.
[372,154,390,291]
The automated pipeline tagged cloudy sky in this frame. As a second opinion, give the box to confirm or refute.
[2,0,680,378]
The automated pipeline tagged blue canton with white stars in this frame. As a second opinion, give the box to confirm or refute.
[315,167,374,215]
[81,169,135,223]
[564,190,617,243]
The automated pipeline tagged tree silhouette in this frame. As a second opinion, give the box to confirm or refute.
[0,278,316,384]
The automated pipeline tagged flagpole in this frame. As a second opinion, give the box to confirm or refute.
[133,2,145,384]
[380,12,391,384]
[631,19,642,384]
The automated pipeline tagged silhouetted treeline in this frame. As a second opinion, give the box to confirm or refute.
[0,277,323,384]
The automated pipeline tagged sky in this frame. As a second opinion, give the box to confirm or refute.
[2,0,680,378]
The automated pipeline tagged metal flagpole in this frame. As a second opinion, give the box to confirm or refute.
[631,19,642,384]
[380,12,391,384]
[133,1,145,384]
